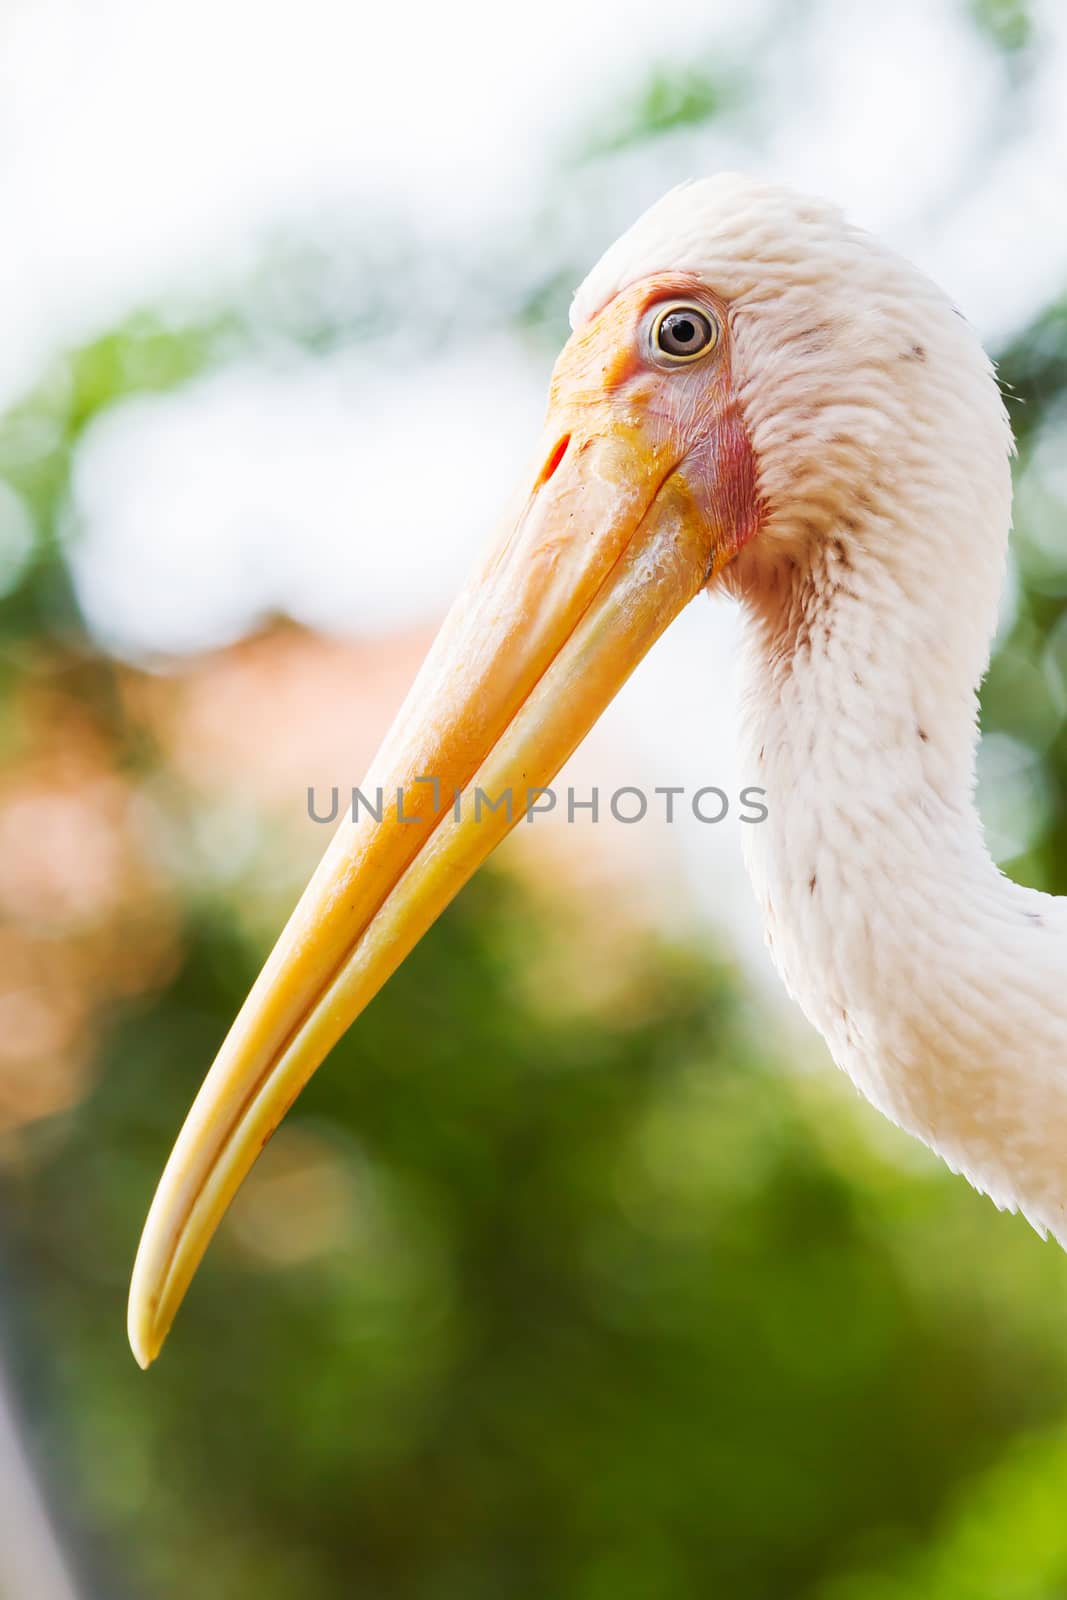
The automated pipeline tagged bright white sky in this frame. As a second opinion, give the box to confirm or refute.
[2,0,1066,969]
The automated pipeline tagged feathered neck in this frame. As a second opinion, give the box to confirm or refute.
[731,524,1067,1246]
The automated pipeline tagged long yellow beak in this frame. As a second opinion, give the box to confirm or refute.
[128,294,750,1366]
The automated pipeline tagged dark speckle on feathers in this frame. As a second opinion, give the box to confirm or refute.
[793,323,834,356]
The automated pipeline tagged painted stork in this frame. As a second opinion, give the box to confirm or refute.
[128,175,1067,1367]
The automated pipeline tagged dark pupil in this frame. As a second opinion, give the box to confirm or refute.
[661,310,709,355]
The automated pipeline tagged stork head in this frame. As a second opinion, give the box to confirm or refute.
[128,175,1011,1366]
[573,176,1012,587]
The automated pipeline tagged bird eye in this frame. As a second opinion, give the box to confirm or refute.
[650,304,717,365]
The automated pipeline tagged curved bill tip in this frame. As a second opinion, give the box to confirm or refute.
[128,1311,155,1371]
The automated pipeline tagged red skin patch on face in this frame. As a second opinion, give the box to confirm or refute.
[548,274,762,574]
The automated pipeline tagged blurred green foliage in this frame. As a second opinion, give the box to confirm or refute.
[2,12,1067,1600]
[9,877,1067,1600]
[970,0,1034,57]
[576,66,744,162]
[978,295,1067,894]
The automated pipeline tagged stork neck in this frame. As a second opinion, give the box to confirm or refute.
[731,528,1067,1244]
[737,534,990,832]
